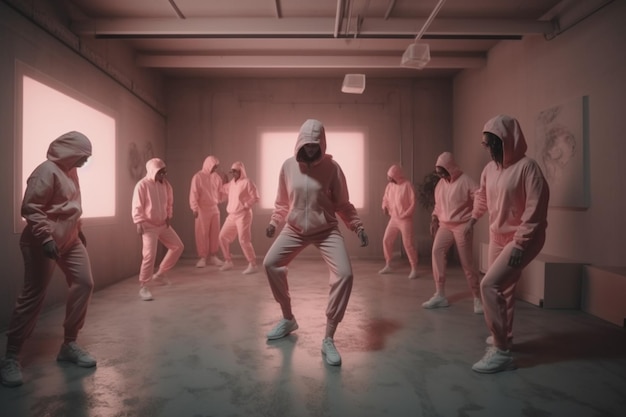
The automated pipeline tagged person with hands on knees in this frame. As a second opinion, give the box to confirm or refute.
[189,155,227,268]
[466,115,549,374]
[132,158,184,301]
[423,152,482,313]
[379,164,419,279]
[263,118,369,367]
[1,131,96,388]
[218,161,260,274]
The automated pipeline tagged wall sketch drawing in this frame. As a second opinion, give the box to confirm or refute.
[128,141,155,181]
[535,96,589,208]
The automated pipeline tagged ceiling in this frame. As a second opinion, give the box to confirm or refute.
[60,0,608,79]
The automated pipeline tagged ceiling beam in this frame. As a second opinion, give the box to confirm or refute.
[135,54,486,70]
[72,17,552,38]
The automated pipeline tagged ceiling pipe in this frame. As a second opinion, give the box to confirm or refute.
[167,0,185,19]
[384,0,397,20]
[414,0,447,42]
[334,0,344,37]
[274,0,282,19]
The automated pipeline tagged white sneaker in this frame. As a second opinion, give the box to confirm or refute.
[266,318,299,340]
[220,261,234,271]
[408,269,418,280]
[0,356,23,387]
[472,347,516,373]
[57,342,97,368]
[378,265,392,274]
[151,272,171,286]
[321,338,342,366]
[422,294,450,309]
[195,258,207,268]
[473,297,484,314]
[139,286,153,301]
[209,256,224,266]
[242,264,259,275]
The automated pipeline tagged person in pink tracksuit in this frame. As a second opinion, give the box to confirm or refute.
[189,155,227,268]
[263,119,369,367]
[218,161,260,274]
[379,164,419,279]
[132,158,184,301]
[1,132,96,388]
[467,115,549,373]
[423,152,483,314]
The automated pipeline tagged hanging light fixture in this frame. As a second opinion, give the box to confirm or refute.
[341,73,366,94]
[401,0,447,69]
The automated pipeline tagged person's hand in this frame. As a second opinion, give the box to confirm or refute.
[429,218,439,237]
[266,224,276,238]
[78,230,87,247]
[193,210,198,218]
[136,223,144,235]
[464,218,476,237]
[357,229,369,247]
[43,240,59,259]
[508,247,524,267]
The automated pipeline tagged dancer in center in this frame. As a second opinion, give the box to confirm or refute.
[264,118,369,366]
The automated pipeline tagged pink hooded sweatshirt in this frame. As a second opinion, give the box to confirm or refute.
[21,131,92,250]
[132,158,174,226]
[432,152,478,227]
[472,115,550,250]
[270,119,363,236]
[382,165,415,220]
[189,155,225,213]
[225,161,259,215]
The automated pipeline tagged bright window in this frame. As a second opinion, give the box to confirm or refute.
[260,129,365,209]
[16,67,116,230]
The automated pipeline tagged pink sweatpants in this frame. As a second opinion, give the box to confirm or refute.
[382,217,418,268]
[194,206,220,258]
[219,210,257,264]
[482,231,545,350]
[6,227,94,354]
[139,223,184,285]
[431,223,480,297]
[263,225,353,325]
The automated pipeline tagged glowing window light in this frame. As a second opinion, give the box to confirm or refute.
[20,75,116,219]
[260,130,364,209]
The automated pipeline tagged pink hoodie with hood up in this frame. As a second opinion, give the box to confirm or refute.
[132,158,174,226]
[21,131,92,250]
[270,119,363,236]
[432,152,478,226]
[382,165,415,220]
[189,155,226,213]
[472,115,549,250]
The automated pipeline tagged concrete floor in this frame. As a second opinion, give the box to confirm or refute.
[1,257,625,417]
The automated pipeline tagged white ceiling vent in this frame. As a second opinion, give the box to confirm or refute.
[341,74,366,94]
[401,43,431,70]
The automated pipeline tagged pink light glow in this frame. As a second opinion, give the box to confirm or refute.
[21,76,116,219]
[260,130,365,209]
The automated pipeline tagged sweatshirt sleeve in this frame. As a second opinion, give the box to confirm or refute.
[382,184,390,211]
[189,174,199,212]
[471,167,489,220]
[270,167,289,227]
[131,182,146,224]
[333,164,363,232]
[166,182,174,219]
[21,174,55,243]
[399,184,416,219]
[514,161,549,250]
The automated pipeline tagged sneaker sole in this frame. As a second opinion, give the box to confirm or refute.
[266,323,299,340]
[1,378,23,387]
[422,303,450,309]
[471,362,516,373]
[321,352,342,366]
[57,357,97,368]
